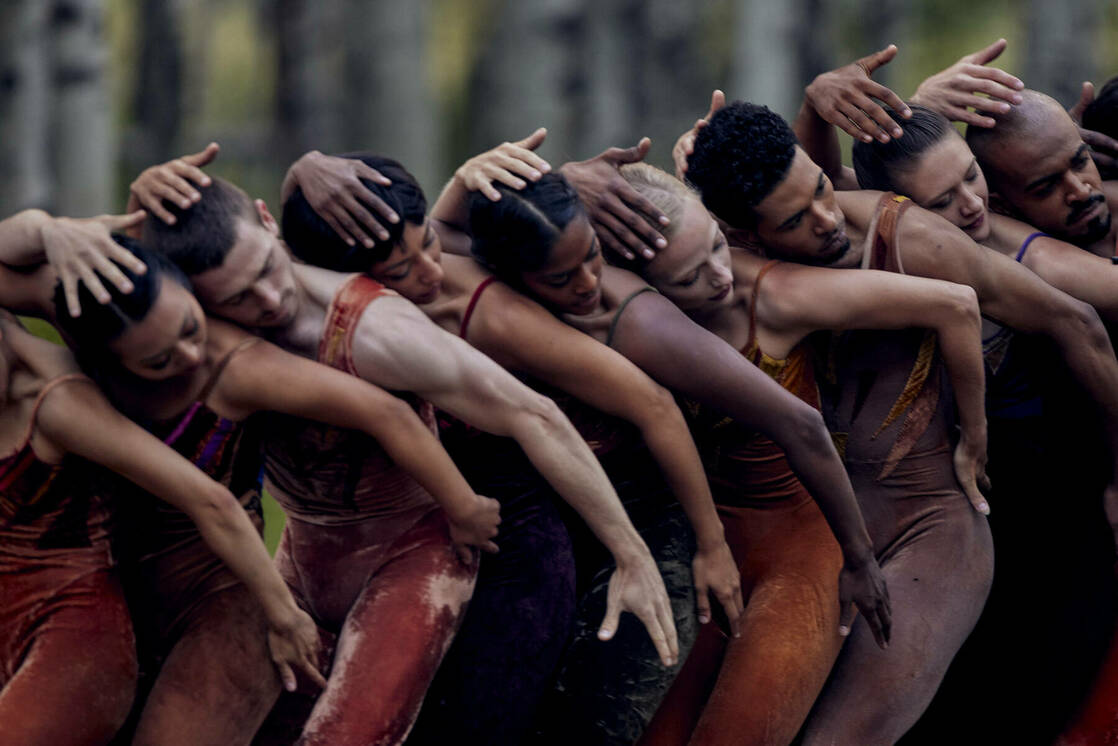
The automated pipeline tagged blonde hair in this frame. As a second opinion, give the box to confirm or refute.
[618,163,700,242]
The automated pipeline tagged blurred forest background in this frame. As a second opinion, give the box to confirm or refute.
[4,0,1118,224]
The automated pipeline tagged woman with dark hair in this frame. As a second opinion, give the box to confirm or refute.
[280,134,739,746]
[279,140,895,745]
[3,214,499,746]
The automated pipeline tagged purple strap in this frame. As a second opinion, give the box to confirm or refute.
[1015,232,1047,263]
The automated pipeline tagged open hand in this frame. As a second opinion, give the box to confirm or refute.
[1069,81,1118,177]
[41,212,148,317]
[953,429,991,515]
[691,540,744,637]
[805,45,911,143]
[127,143,219,227]
[838,556,891,649]
[598,550,679,666]
[561,138,670,261]
[286,151,399,247]
[456,128,551,201]
[267,608,327,693]
[910,39,1024,128]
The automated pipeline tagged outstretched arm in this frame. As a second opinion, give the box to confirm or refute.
[610,290,891,647]
[215,333,501,562]
[31,372,324,692]
[467,281,744,633]
[345,296,680,663]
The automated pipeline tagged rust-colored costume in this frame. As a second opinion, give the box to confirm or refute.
[638,263,844,746]
[264,275,476,746]
[801,195,994,745]
[118,339,281,746]
[0,374,137,746]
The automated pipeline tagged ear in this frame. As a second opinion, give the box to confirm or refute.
[255,199,279,235]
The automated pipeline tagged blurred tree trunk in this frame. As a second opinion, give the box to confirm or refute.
[730,0,802,120]
[49,0,112,216]
[0,1,51,211]
[133,0,183,168]
[468,0,585,165]
[855,0,907,91]
[343,0,439,193]
[1024,0,1102,107]
[580,0,640,158]
[275,0,339,167]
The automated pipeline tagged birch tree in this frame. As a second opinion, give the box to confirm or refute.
[0,1,50,211]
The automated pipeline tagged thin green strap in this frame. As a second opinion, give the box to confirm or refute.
[606,286,659,348]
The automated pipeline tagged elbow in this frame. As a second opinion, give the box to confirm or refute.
[780,401,834,459]
[1060,297,1110,354]
[195,484,244,532]
[514,392,569,442]
[933,283,980,331]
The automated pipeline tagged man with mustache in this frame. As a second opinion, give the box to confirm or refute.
[966,89,1118,258]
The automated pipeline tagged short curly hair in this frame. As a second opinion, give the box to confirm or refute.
[686,101,797,229]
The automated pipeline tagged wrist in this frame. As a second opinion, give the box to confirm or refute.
[694,524,728,554]
[841,539,876,569]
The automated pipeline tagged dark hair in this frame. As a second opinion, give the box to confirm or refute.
[1083,77,1118,169]
[686,102,797,229]
[142,177,255,276]
[468,173,584,280]
[53,235,191,369]
[282,154,428,271]
[852,104,955,192]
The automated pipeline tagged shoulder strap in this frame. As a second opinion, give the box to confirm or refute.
[1015,231,1048,263]
[319,274,393,369]
[22,373,94,448]
[745,260,781,353]
[606,286,658,348]
[198,337,261,402]
[460,276,498,339]
[868,193,913,273]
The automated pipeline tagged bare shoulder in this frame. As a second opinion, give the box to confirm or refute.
[835,188,887,229]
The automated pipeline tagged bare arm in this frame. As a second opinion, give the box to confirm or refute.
[763,263,989,510]
[468,282,743,631]
[909,39,1024,128]
[1016,233,1118,323]
[610,290,891,646]
[215,333,500,559]
[898,207,1118,512]
[346,296,680,661]
[34,377,324,691]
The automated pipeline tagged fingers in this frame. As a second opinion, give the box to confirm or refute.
[75,263,111,306]
[88,251,136,296]
[958,73,1022,106]
[61,273,84,318]
[943,103,998,128]
[1082,127,1118,157]
[695,584,712,625]
[962,38,1008,66]
[603,136,652,166]
[595,198,657,261]
[658,594,679,664]
[103,209,148,234]
[482,540,499,554]
[597,591,623,642]
[962,474,991,515]
[454,543,475,566]
[276,660,297,693]
[135,187,179,225]
[859,43,898,75]
[839,600,858,637]
[158,171,204,208]
[297,656,328,690]
[963,64,1024,100]
[705,90,726,121]
[337,193,388,247]
[867,595,892,649]
[836,101,890,143]
[515,126,549,153]
[713,585,744,638]
[730,585,744,638]
[182,141,220,168]
[355,161,392,187]
[593,219,636,262]
[1070,81,1096,123]
[349,191,397,240]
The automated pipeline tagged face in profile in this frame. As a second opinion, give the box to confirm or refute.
[644,195,735,314]
[984,112,1111,246]
[892,134,991,242]
[519,214,603,316]
[190,207,301,329]
[108,278,208,381]
[368,219,445,304]
[750,147,855,268]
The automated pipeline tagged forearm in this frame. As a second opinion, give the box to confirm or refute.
[429,173,472,233]
[794,98,844,183]
[776,411,876,565]
[0,209,51,266]
[510,404,651,564]
[187,484,303,629]
[638,408,725,551]
[932,296,987,443]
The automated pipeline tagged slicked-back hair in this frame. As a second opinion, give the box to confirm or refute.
[142,177,255,276]
[686,102,797,229]
[282,153,428,271]
[53,235,191,374]
[468,173,584,281]
[853,104,955,192]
